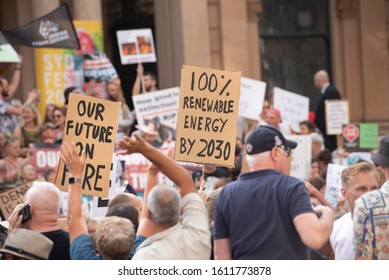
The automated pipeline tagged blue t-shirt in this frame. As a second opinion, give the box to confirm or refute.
[214,169,314,260]
[70,234,146,260]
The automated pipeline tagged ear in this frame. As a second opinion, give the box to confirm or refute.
[270,147,280,162]
[341,187,347,199]
[145,208,151,219]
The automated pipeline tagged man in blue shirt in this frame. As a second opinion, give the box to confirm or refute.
[214,125,335,259]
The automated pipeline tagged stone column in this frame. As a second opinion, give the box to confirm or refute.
[16,0,60,101]
[336,0,364,122]
[154,0,211,88]
[246,0,262,80]
[219,0,250,75]
[359,0,389,121]
[72,0,102,20]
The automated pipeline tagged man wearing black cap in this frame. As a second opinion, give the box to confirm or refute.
[353,136,389,260]
[214,125,335,260]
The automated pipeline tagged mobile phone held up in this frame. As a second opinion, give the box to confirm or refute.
[20,204,31,224]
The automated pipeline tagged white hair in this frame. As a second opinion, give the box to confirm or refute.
[147,184,181,225]
[246,151,271,170]
[24,183,61,214]
[311,132,325,151]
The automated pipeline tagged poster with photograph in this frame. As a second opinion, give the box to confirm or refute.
[117,28,156,65]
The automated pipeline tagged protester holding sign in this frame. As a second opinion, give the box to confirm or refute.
[313,70,341,152]
[214,125,334,259]
[117,134,211,259]
[60,142,135,260]
[132,64,157,96]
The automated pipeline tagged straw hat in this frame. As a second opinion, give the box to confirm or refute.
[0,229,53,260]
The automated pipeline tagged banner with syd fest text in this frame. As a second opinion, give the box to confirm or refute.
[35,21,104,118]
[55,94,120,198]
[174,65,241,167]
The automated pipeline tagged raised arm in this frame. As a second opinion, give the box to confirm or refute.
[60,142,87,243]
[132,63,144,96]
[117,134,195,196]
[7,57,22,98]
[293,205,335,249]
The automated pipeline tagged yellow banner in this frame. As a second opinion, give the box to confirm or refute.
[35,21,103,118]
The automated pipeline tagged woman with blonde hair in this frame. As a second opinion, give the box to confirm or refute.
[14,103,41,157]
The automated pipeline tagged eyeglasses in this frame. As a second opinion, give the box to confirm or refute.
[53,114,63,119]
[277,145,292,158]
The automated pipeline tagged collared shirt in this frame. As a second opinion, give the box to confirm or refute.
[214,169,314,260]
[321,83,330,94]
[133,193,211,260]
[353,181,389,259]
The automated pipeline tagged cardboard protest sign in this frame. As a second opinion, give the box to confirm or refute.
[288,135,312,180]
[92,155,119,217]
[117,28,156,65]
[0,178,45,220]
[31,143,61,177]
[132,87,180,139]
[174,65,241,167]
[325,100,349,135]
[325,164,347,207]
[0,33,21,63]
[238,77,266,120]
[273,87,309,133]
[55,94,121,198]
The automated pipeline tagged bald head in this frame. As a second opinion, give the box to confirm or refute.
[314,70,329,89]
[108,193,142,217]
[24,183,61,215]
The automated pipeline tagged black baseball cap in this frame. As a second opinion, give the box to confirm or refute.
[246,125,298,155]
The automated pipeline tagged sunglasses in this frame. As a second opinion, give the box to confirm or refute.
[53,114,63,119]
[277,145,292,158]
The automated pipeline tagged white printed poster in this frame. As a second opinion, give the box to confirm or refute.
[117,28,156,65]
[325,100,349,135]
[238,77,266,120]
[325,164,347,208]
[288,135,311,180]
[132,87,180,139]
[273,87,309,133]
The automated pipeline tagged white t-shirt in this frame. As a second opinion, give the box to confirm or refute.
[330,212,354,260]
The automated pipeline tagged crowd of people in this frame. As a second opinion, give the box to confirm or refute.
[1,58,389,261]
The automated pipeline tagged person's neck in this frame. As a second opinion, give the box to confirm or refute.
[250,164,278,172]
[24,122,35,130]
[6,155,17,162]
[152,221,177,234]
[28,214,60,233]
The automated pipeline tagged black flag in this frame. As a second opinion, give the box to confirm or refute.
[2,4,80,49]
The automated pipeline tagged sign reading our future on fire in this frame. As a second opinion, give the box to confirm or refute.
[55,94,121,198]
[174,65,241,167]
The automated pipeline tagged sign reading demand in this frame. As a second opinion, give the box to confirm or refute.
[174,65,241,167]
[55,94,121,198]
